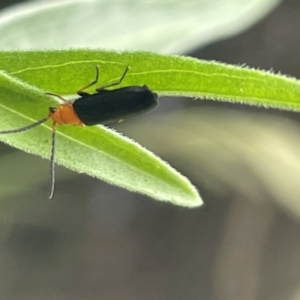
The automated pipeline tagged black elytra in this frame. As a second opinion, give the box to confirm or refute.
[73,85,157,125]
[73,66,158,125]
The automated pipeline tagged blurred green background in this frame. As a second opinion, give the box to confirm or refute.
[0,0,300,299]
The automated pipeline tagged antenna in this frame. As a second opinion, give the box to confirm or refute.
[0,117,49,134]
[0,116,54,197]
[49,126,56,199]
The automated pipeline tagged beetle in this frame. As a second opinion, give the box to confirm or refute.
[0,66,158,198]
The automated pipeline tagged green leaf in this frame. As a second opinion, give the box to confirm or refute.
[0,0,279,52]
[1,50,300,110]
[0,64,201,207]
[0,49,300,206]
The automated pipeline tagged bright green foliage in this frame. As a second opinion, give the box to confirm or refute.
[0,49,300,206]
[1,50,300,110]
